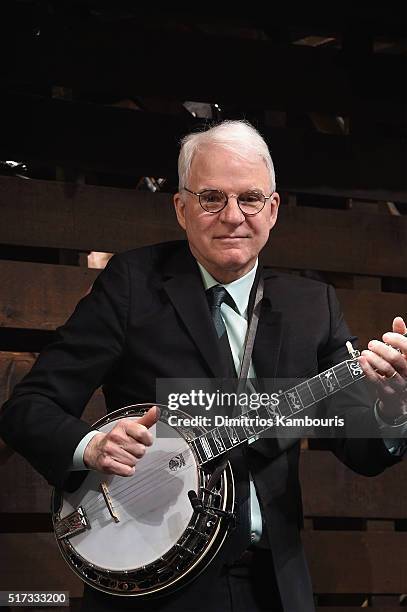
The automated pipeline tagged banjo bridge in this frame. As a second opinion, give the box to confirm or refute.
[54,506,90,540]
[100,481,120,523]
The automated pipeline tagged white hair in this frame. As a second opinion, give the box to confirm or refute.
[177,119,276,193]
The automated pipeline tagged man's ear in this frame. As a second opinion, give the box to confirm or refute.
[173,192,187,230]
[269,192,280,229]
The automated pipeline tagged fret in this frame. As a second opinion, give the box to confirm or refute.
[191,439,205,463]
[295,381,315,408]
[225,424,241,446]
[200,435,214,460]
[256,404,273,423]
[206,431,221,457]
[284,388,302,414]
[277,394,292,418]
[308,376,327,401]
[216,425,233,449]
[241,412,256,438]
[320,368,340,395]
[232,422,247,442]
[334,362,354,387]
[265,402,280,421]
[252,407,269,433]
[346,358,365,380]
[211,427,227,453]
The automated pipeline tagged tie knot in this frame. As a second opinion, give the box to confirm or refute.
[207,285,234,310]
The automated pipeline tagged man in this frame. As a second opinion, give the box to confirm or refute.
[1,120,406,612]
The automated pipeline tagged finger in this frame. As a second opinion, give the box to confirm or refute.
[124,407,160,445]
[106,421,149,448]
[382,331,407,357]
[366,340,407,375]
[392,316,407,335]
[137,405,161,429]
[125,421,154,446]
[102,439,144,464]
[98,454,136,477]
[117,441,147,460]
[358,355,382,384]
[359,356,405,400]
[361,349,401,379]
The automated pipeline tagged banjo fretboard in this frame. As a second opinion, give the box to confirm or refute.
[190,357,365,466]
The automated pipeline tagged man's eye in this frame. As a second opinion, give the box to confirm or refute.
[239,191,263,204]
[202,191,224,203]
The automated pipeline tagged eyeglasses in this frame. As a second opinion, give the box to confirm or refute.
[183,187,274,216]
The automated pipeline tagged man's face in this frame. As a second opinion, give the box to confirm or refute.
[174,145,280,283]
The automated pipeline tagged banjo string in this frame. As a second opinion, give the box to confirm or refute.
[84,463,195,521]
[82,442,195,513]
[82,424,239,514]
[83,417,242,512]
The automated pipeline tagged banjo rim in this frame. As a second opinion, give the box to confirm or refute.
[52,403,235,598]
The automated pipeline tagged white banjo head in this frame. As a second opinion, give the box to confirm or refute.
[60,417,198,571]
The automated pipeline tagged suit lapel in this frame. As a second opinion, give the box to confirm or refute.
[163,244,224,378]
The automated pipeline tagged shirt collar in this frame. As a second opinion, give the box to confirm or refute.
[197,260,258,317]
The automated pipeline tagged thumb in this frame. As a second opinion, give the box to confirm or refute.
[137,405,161,429]
[392,316,407,335]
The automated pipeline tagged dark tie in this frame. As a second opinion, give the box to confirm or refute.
[206,285,251,562]
[206,285,237,378]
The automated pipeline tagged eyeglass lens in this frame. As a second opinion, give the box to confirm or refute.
[199,190,265,213]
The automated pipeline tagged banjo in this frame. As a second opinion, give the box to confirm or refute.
[51,340,376,599]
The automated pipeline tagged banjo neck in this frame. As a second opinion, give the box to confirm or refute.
[189,329,407,466]
[189,349,366,467]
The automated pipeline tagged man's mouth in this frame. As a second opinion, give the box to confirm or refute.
[215,235,248,240]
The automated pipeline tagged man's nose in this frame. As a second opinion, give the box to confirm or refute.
[218,196,245,224]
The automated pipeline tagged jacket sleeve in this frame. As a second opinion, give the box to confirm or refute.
[320,284,402,476]
[0,254,129,487]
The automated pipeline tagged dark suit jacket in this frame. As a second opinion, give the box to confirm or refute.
[0,240,400,611]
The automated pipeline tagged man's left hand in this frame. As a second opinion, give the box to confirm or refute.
[359,316,407,423]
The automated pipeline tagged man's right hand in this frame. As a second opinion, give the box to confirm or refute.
[83,406,160,476]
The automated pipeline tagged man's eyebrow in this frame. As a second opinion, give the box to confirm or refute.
[197,187,264,192]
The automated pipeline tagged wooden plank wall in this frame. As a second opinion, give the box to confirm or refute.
[0,6,406,610]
